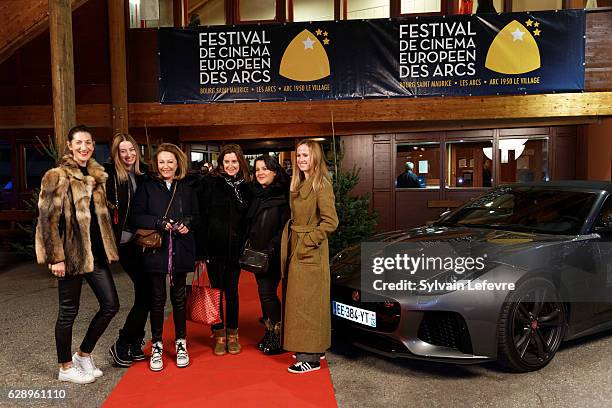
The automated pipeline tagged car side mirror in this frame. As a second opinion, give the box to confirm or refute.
[593,213,612,232]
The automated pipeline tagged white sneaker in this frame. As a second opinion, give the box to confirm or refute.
[176,339,189,368]
[58,366,95,384]
[72,353,103,378]
[150,341,163,371]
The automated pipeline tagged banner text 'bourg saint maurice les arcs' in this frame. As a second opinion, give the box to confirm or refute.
[158,9,585,104]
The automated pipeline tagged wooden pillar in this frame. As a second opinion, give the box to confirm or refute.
[49,0,76,158]
[108,0,129,135]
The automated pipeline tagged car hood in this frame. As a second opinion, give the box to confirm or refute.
[332,225,595,281]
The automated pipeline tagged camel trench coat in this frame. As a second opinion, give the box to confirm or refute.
[280,177,339,353]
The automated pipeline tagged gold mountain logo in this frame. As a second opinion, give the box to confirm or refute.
[280,29,330,82]
[486,20,541,74]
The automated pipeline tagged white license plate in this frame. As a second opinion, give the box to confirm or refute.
[332,301,377,328]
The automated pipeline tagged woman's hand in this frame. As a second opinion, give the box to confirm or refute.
[176,223,189,234]
[50,262,66,278]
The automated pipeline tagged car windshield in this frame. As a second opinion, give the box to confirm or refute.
[439,187,598,235]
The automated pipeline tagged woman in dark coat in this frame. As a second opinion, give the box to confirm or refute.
[197,143,251,356]
[130,143,199,372]
[104,133,149,368]
[244,155,290,355]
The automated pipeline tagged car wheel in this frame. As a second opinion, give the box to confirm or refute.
[497,277,565,372]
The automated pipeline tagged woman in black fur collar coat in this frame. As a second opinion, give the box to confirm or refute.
[244,155,290,355]
[35,125,119,384]
[197,144,252,356]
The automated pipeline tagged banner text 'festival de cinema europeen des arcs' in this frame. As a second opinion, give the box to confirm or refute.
[158,9,585,103]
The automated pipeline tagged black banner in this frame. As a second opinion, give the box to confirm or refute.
[159,10,585,103]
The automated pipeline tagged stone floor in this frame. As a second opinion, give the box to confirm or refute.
[1,261,611,407]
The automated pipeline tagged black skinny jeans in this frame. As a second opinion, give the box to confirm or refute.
[55,262,119,363]
[207,260,241,330]
[255,261,281,323]
[117,242,150,345]
[149,273,187,343]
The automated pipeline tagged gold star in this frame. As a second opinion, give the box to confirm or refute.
[533,28,541,36]
[323,31,328,37]
[526,19,533,27]
[323,38,330,45]
[315,28,322,36]
[534,21,540,27]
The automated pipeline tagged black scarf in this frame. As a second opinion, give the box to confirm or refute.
[222,173,245,206]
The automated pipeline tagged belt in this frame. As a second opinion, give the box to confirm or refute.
[290,224,316,233]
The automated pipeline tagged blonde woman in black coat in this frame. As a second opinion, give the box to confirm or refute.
[131,143,199,372]
[105,133,150,368]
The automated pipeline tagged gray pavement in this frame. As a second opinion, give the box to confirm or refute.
[1,261,611,407]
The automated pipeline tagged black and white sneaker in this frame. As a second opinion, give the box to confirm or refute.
[129,340,146,362]
[109,341,132,368]
[287,361,321,374]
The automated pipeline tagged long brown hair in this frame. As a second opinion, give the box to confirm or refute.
[212,143,251,182]
[290,140,331,192]
[110,133,143,183]
[151,143,188,180]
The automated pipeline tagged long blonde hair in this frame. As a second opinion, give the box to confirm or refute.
[110,133,143,183]
[152,143,188,180]
[290,140,331,193]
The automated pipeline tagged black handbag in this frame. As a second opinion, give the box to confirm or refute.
[239,240,269,274]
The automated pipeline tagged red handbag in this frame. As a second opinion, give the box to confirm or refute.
[186,261,222,325]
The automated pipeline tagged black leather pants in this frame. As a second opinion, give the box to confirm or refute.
[255,262,281,323]
[117,242,150,345]
[55,262,119,363]
[149,273,187,343]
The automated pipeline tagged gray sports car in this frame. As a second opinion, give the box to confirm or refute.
[331,181,612,372]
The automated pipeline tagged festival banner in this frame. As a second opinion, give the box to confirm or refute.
[159,9,585,103]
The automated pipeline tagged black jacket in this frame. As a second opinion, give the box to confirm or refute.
[245,182,290,253]
[130,176,200,274]
[197,174,251,262]
[104,162,149,244]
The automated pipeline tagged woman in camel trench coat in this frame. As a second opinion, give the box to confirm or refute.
[281,139,339,374]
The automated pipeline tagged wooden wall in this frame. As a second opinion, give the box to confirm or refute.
[341,126,580,232]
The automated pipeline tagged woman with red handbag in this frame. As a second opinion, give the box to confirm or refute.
[197,144,252,356]
[131,144,199,372]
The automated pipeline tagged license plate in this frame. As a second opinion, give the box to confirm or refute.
[332,301,377,328]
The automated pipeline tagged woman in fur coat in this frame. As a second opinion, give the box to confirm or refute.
[35,125,120,384]
[105,133,150,368]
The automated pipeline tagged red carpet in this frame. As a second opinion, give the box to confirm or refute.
[103,272,338,408]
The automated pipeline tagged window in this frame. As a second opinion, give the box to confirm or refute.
[472,0,504,13]
[446,140,493,188]
[512,0,563,12]
[189,0,226,26]
[400,0,441,14]
[396,143,440,189]
[347,0,390,19]
[496,138,548,184]
[239,0,277,21]
[129,0,174,29]
[24,147,55,190]
[189,144,220,170]
[94,144,110,165]
[293,0,334,22]
[0,144,11,192]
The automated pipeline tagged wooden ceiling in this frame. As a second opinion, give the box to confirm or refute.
[0,0,89,65]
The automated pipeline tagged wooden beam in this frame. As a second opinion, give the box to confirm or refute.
[49,0,76,156]
[128,92,612,127]
[108,0,129,135]
[0,0,90,66]
[0,104,111,128]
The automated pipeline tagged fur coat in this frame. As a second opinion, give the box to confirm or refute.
[35,155,119,275]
